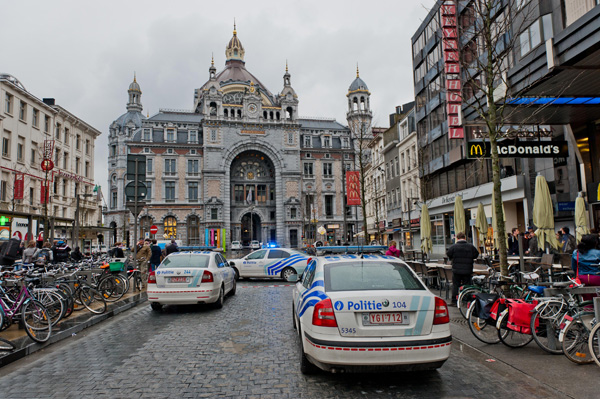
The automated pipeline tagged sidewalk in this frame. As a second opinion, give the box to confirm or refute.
[0,289,147,368]
[449,306,599,399]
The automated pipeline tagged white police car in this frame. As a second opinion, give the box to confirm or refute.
[229,248,309,281]
[147,251,236,311]
[291,255,451,374]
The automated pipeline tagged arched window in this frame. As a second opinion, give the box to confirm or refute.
[187,216,200,245]
[263,111,267,119]
[164,216,177,239]
[209,102,217,115]
[286,107,293,119]
[237,109,242,118]
[353,98,358,111]
[224,109,228,118]
[276,112,280,120]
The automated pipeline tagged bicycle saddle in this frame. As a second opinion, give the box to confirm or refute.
[527,286,545,295]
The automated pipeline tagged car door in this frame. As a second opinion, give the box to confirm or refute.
[217,254,234,292]
[241,249,268,277]
[264,249,290,277]
[294,260,318,324]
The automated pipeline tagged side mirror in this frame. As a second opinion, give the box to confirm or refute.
[287,274,299,283]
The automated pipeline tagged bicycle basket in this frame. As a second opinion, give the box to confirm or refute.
[109,262,124,272]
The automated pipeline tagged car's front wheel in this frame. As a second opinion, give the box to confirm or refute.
[150,302,163,312]
[281,267,296,282]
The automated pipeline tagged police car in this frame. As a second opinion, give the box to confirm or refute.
[229,248,309,281]
[291,255,451,374]
[147,251,236,311]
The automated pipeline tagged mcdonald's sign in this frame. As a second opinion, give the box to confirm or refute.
[466,142,491,158]
[467,140,568,159]
[587,182,600,204]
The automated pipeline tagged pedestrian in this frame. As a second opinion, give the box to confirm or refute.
[572,234,600,301]
[149,239,162,272]
[446,232,479,306]
[385,240,401,257]
[508,228,519,255]
[136,240,152,289]
[525,226,542,257]
[22,240,38,264]
[53,241,71,263]
[112,242,125,259]
[16,240,25,259]
[165,239,179,255]
[71,246,84,262]
[34,242,53,266]
[560,226,577,254]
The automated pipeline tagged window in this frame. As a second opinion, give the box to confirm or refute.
[111,191,117,209]
[44,115,50,133]
[4,93,13,114]
[62,178,67,196]
[257,184,266,203]
[56,123,61,140]
[17,138,24,162]
[234,184,244,203]
[190,149,196,155]
[145,181,152,200]
[0,180,7,201]
[75,157,80,174]
[85,161,90,178]
[164,159,176,176]
[31,147,37,166]
[303,162,314,177]
[303,135,311,147]
[110,145,116,157]
[63,152,68,169]
[323,136,331,148]
[325,195,334,217]
[211,208,218,220]
[287,131,294,145]
[401,153,406,173]
[19,101,26,121]
[342,137,349,148]
[520,16,552,57]
[165,181,175,201]
[2,131,10,157]
[143,129,151,141]
[188,182,199,202]
[189,131,198,143]
[323,162,333,177]
[210,129,217,142]
[187,159,199,175]
[76,135,81,150]
[64,128,70,145]
[32,109,39,127]
[395,156,400,174]
[166,128,176,142]
[164,216,177,239]
[290,208,297,219]
[146,158,153,174]
[187,216,200,245]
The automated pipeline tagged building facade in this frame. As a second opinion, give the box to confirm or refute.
[0,74,102,247]
[105,28,362,248]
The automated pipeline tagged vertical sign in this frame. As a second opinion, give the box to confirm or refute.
[43,140,55,160]
[346,171,361,205]
[14,173,24,200]
[441,1,464,139]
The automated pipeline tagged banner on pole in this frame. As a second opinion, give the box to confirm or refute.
[346,171,361,205]
[14,173,24,200]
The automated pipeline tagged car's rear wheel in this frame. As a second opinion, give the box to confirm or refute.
[298,327,318,374]
[281,267,296,282]
[229,279,236,296]
[151,302,163,312]
[214,286,224,309]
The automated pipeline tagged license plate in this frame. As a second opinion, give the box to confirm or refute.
[362,312,409,326]
[170,277,189,283]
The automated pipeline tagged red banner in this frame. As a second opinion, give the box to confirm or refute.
[14,173,24,200]
[346,171,361,206]
[41,181,50,204]
[440,0,463,139]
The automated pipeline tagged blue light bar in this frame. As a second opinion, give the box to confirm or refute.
[506,96,600,105]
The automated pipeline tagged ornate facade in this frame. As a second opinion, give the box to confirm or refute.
[105,28,363,248]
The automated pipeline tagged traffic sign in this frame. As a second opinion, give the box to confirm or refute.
[126,201,146,217]
[150,225,158,234]
[125,181,147,201]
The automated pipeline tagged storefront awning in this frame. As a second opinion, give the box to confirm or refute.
[383,228,402,234]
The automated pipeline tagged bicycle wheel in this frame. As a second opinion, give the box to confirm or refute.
[21,299,52,343]
[588,322,600,367]
[0,337,15,351]
[497,310,533,348]
[458,287,481,320]
[98,274,127,302]
[55,285,74,318]
[561,312,595,364]
[79,286,107,314]
[32,289,65,327]
[530,307,563,355]
[467,300,500,344]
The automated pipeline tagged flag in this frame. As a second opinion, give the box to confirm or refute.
[246,188,253,205]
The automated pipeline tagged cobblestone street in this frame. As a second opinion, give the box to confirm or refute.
[0,282,567,399]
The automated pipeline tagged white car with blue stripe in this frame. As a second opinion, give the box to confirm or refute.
[291,255,451,374]
[229,248,309,281]
[147,251,236,311]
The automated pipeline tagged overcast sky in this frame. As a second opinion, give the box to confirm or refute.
[2,0,432,199]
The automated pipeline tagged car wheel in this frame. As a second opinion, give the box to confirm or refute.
[281,267,296,282]
[214,286,224,309]
[298,327,318,375]
[150,302,163,312]
[233,268,240,281]
[229,279,236,296]
[292,303,297,330]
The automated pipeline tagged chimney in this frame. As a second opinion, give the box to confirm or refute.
[43,98,55,106]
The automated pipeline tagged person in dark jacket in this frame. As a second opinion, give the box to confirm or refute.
[560,227,577,254]
[54,241,71,263]
[165,239,179,255]
[71,246,84,262]
[112,242,125,258]
[446,232,479,305]
[508,228,519,255]
[149,239,162,272]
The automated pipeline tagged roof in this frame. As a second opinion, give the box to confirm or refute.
[348,76,369,92]
[114,110,145,129]
[148,111,203,123]
[299,118,348,131]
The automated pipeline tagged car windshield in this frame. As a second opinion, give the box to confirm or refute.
[159,255,209,269]
[324,261,425,292]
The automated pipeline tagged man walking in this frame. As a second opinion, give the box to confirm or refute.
[165,239,179,256]
[560,227,577,254]
[446,232,479,306]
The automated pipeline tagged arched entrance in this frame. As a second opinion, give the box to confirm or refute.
[240,212,261,246]
[230,150,275,245]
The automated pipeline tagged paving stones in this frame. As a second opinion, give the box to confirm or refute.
[0,282,567,398]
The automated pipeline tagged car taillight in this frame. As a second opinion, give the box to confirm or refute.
[148,271,156,284]
[201,270,214,283]
[433,297,450,325]
[307,257,312,265]
[312,298,338,327]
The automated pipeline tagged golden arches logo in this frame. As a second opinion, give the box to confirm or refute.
[597,183,600,203]
[470,144,484,156]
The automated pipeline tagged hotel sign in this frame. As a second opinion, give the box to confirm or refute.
[441,1,463,139]
[467,141,568,159]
